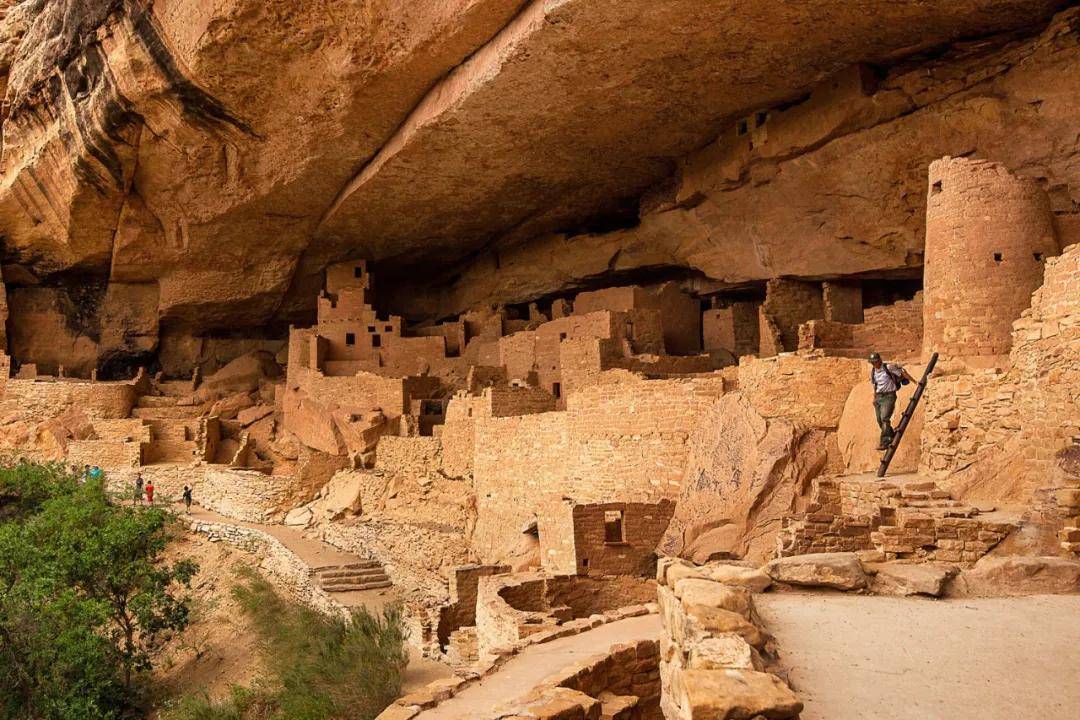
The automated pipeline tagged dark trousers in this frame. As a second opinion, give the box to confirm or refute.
[874,392,897,447]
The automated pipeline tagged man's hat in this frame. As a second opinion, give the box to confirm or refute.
[868,352,882,363]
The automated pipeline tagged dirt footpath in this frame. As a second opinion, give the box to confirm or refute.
[756,593,1080,720]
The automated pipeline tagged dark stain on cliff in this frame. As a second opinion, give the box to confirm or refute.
[124,1,257,137]
[9,0,256,197]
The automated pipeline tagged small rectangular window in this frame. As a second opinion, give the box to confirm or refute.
[552,382,561,399]
[367,326,376,332]
[755,111,768,127]
[354,266,363,278]
[736,119,748,136]
[604,510,625,544]
[993,252,1003,263]
[372,335,381,348]
[384,325,393,332]
[345,333,355,346]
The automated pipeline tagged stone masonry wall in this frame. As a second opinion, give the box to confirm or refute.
[759,278,823,355]
[921,242,1079,493]
[0,378,137,420]
[703,300,759,357]
[471,372,725,563]
[923,157,1059,361]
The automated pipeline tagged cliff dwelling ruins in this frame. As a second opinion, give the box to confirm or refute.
[1,1,1079,718]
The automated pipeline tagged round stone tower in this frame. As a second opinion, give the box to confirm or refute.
[923,157,1058,362]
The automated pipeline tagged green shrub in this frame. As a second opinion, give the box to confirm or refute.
[166,568,408,720]
[0,460,195,718]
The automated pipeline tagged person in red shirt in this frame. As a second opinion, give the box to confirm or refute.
[145,481,155,506]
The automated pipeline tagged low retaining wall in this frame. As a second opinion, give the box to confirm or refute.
[657,558,802,720]
[475,572,657,660]
[377,603,659,720]
[185,517,347,619]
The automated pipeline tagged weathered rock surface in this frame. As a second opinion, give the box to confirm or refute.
[673,668,803,720]
[765,552,868,591]
[389,9,1080,319]
[666,562,772,595]
[662,393,831,563]
[959,556,1080,596]
[868,562,957,597]
[0,0,1074,371]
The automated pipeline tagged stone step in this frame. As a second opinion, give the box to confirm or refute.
[321,576,390,589]
[137,395,180,408]
[317,568,388,580]
[320,580,393,592]
[310,561,383,573]
[133,406,205,420]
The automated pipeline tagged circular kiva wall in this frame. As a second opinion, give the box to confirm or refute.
[923,157,1058,361]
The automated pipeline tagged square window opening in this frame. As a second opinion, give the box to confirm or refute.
[931,180,943,195]
[384,325,393,332]
[354,266,363,278]
[345,332,356,346]
[367,326,376,332]
[1033,252,1044,262]
[993,252,1003,263]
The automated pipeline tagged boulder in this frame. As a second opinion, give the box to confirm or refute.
[197,351,280,401]
[314,472,364,520]
[960,556,1080,596]
[676,668,802,720]
[283,506,314,528]
[674,579,751,618]
[237,404,274,427]
[765,552,868,590]
[868,562,956,597]
[210,392,256,420]
[687,634,757,671]
[667,562,771,593]
[683,605,765,649]
[661,393,830,563]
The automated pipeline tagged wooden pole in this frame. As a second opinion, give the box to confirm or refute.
[877,352,939,478]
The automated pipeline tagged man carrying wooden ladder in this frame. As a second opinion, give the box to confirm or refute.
[868,352,918,452]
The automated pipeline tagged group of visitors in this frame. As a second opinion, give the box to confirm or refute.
[131,474,193,512]
[71,464,104,483]
[69,462,194,513]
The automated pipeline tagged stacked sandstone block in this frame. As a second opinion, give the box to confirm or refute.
[657,558,801,720]
[779,475,1014,562]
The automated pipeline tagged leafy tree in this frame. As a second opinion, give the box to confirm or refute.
[0,461,196,718]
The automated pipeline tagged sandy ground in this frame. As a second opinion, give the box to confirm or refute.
[171,503,451,693]
[417,614,662,720]
[756,593,1080,720]
[154,531,264,704]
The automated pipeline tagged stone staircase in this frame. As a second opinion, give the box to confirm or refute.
[134,395,204,464]
[779,474,1017,563]
[312,560,392,593]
